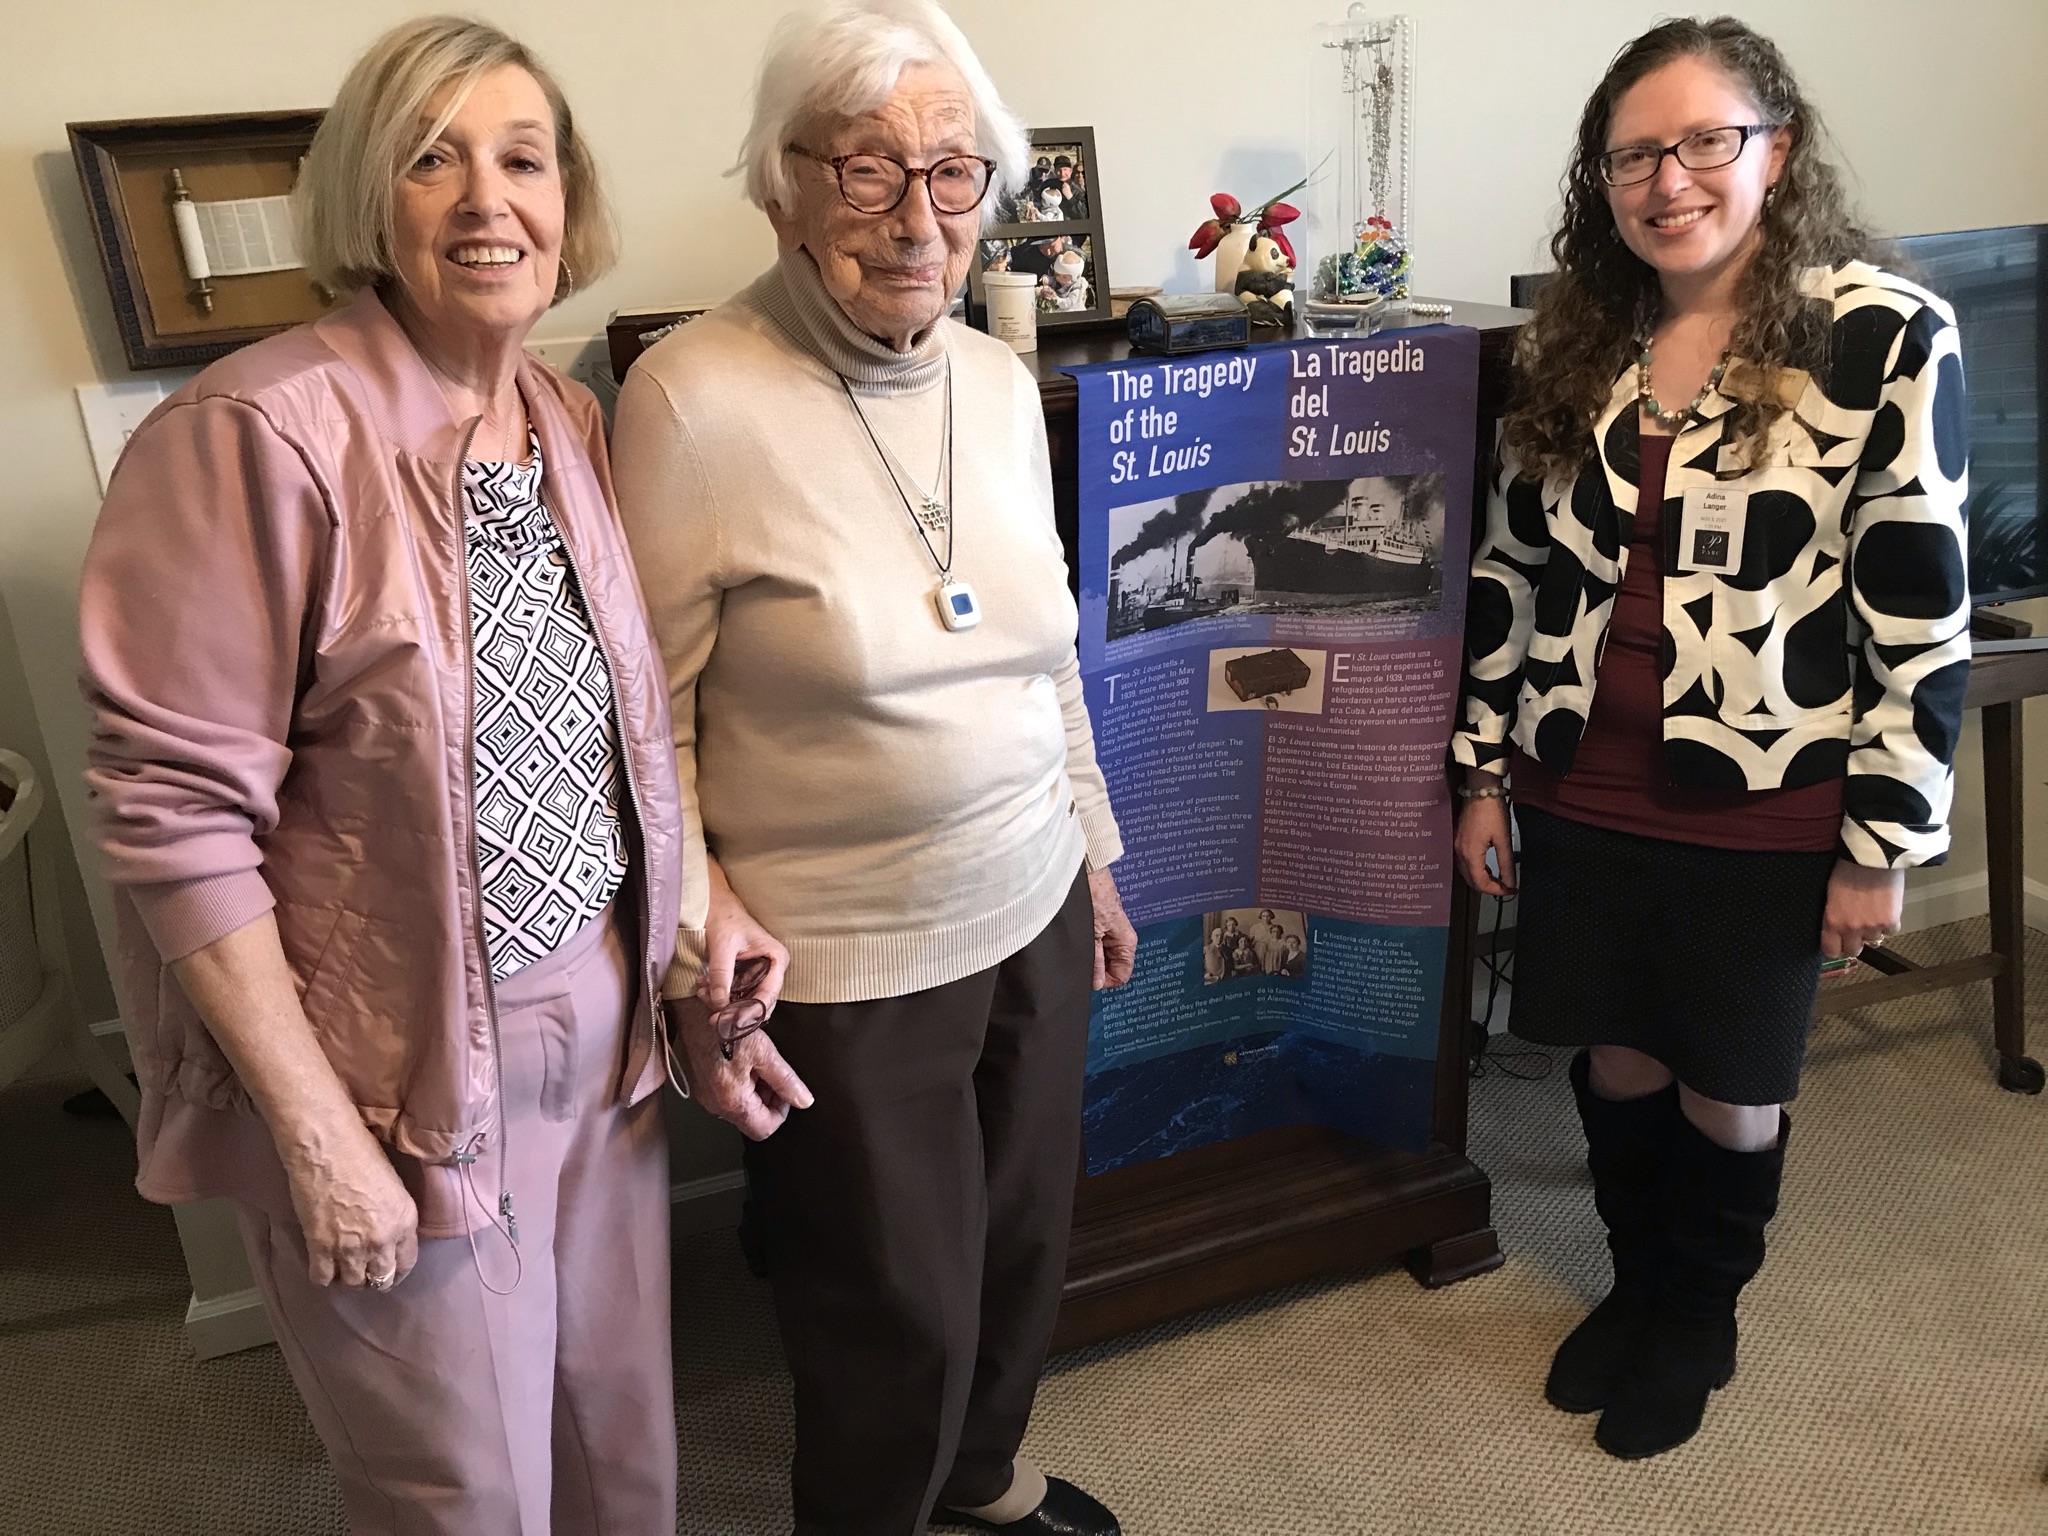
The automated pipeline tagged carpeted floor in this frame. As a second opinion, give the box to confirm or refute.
[4,919,2045,1535]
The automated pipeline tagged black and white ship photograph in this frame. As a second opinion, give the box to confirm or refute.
[1105,474,1447,641]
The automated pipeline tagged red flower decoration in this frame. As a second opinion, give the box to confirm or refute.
[1193,186,1306,264]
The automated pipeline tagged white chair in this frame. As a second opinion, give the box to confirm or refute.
[0,749,138,1120]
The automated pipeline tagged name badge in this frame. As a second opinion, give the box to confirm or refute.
[1676,485,1748,574]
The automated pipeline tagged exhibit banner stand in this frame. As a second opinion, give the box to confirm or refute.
[1069,329,1479,1174]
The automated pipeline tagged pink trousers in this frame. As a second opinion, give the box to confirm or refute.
[235,906,676,1536]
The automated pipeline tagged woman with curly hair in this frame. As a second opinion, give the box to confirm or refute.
[1452,18,1970,1459]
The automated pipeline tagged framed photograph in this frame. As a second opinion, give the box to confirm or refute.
[995,138,1093,225]
[979,233,1103,318]
[69,110,340,371]
[971,126,1112,329]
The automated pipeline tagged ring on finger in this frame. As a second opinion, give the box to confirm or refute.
[366,1269,396,1292]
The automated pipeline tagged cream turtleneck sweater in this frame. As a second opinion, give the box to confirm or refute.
[612,250,1123,1004]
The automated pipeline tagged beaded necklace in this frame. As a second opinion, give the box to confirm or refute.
[1636,336,1728,433]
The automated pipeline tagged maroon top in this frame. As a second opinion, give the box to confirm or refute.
[1512,432,1843,853]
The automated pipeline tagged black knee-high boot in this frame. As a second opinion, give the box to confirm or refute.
[1595,1108,1790,1459]
[1546,1050,1680,1413]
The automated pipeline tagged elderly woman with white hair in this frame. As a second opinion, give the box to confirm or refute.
[77,18,682,1533]
[612,2,1133,1532]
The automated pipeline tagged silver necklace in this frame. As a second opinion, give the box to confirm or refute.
[838,359,981,631]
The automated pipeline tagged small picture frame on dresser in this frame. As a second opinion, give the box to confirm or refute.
[969,126,1113,330]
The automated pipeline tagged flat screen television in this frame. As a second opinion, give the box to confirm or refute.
[1895,224,2047,606]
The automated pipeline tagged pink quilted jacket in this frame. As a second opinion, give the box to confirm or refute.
[78,290,682,1198]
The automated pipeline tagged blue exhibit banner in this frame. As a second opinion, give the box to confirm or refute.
[1069,329,1480,1174]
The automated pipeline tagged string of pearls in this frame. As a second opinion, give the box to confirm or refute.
[1394,15,1413,243]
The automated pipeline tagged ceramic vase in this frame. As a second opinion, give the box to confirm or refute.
[1211,222,1255,294]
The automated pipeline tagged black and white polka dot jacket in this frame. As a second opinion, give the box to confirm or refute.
[1452,262,1970,870]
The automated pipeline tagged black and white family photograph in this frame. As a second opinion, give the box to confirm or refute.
[1106,474,1448,641]
[1202,907,1309,983]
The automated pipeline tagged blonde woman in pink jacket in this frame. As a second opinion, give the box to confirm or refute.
[75,19,751,1534]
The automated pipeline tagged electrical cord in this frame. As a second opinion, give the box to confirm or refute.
[1467,881,1554,1083]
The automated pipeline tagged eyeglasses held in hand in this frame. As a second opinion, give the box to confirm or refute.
[712,955,774,1062]
[786,145,997,215]
[1597,124,1771,187]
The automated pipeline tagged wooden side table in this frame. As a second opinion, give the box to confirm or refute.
[1813,636,2048,1095]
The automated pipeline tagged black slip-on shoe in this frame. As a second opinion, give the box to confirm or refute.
[937,1477,1122,1536]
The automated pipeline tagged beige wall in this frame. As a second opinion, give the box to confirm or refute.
[6,0,2046,996]
[0,586,116,1025]
[3,0,2045,1326]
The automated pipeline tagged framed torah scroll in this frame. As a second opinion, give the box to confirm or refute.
[68,110,338,370]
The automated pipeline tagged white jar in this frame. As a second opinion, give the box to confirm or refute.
[982,271,1039,353]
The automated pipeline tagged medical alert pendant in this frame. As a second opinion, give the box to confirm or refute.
[936,579,982,631]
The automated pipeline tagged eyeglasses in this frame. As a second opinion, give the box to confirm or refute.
[711,955,773,1061]
[787,145,996,215]
[1597,124,1772,187]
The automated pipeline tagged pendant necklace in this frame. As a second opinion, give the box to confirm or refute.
[1636,335,1728,433]
[838,358,981,631]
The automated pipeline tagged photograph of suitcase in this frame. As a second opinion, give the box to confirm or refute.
[1223,647,1312,704]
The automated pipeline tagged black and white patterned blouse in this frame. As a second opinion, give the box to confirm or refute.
[463,434,629,980]
[1453,261,1971,870]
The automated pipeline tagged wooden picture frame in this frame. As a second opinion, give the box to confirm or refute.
[68,110,338,371]
[970,126,1114,330]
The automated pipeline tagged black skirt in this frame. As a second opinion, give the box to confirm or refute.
[1508,805,1837,1105]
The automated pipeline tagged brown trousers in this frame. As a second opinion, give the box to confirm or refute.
[744,871,1094,1536]
[236,906,676,1536]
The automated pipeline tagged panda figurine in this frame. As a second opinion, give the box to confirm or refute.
[1232,234,1295,328]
